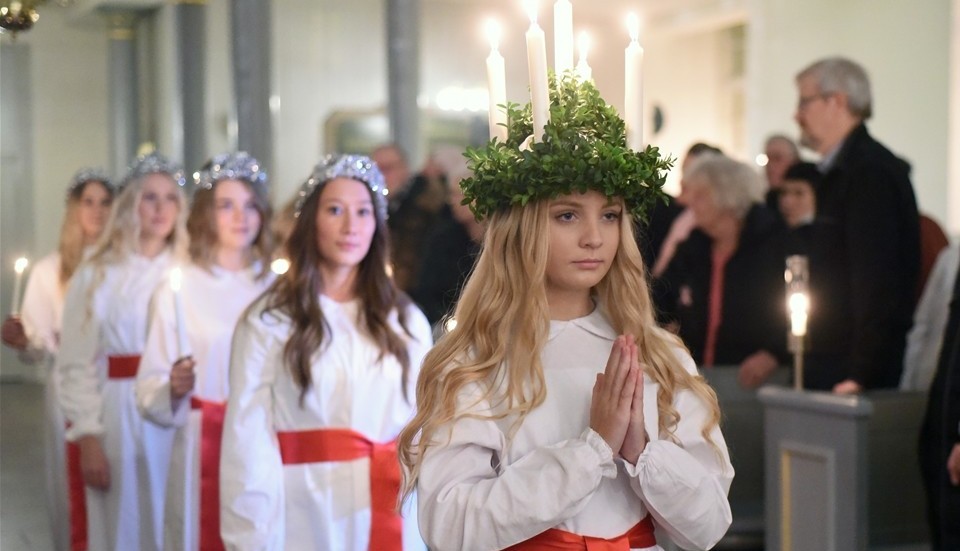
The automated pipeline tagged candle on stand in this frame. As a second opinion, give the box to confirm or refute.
[788,292,809,337]
[624,13,644,150]
[524,0,550,142]
[576,31,592,81]
[10,257,28,316]
[553,0,573,76]
[785,255,810,390]
[485,19,508,142]
[169,267,190,359]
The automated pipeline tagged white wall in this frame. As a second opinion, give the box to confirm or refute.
[746,0,952,228]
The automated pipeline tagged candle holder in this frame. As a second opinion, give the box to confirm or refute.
[785,255,809,391]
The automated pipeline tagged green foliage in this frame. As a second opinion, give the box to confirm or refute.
[460,72,674,221]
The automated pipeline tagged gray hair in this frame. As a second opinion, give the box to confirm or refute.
[684,154,763,220]
[796,57,873,120]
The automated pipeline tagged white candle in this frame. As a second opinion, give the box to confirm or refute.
[169,267,190,358]
[576,31,592,81]
[553,0,573,76]
[524,0,550,142]
[485,19,508,142]
[624,13,644,150]
[788,292,809,337]
[11,257,28,316]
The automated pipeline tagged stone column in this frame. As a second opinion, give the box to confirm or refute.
[230,0,273,174]
[105,12,140,177]
[385,0,420,163]
[175,0,207,172]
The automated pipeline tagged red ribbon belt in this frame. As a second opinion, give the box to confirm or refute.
[276,428,402,551]
[504,515,656,551]
[107,354,140,379]
[65,422,88,551]
[190,397,227,551]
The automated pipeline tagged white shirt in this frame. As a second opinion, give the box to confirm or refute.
[417,307,734,551]
[220,293,433,551]
[18,252,64,367]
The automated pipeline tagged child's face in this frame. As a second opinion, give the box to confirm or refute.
[778,179,816,228]
[214,179,262,253]
[314,177,377,271]
[545,190,622,298]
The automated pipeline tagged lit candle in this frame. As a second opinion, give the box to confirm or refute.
[169,267,190,359]
[485,19,508,142]
[270,258,291,275]
[788,292,809,337]
[11,257,28,316]
[624,13,644,150]
[576,31,592,81]
[553,0,573,76]
[524,0,550,142]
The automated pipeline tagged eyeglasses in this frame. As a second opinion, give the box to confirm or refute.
[797,93,831,111]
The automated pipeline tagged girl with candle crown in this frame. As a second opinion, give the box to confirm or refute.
[136,151,274,551]
[398,76,734,550]
[57,152,189,551]
[1,168,115,551]
[219,154,432,550]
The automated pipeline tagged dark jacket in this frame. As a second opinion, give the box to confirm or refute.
[804,123,920,390]
[659,204,788,366]
[411,218,480,326]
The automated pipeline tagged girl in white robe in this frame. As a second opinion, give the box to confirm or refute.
[57,153,189,551]
[137,152,275,551]
[219,154,432,551]
[1,170,114,551]
[398,79,734,551]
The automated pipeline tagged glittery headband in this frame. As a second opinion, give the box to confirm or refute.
[121,152,187,190]
[294,154,388,220]
[67,167,115,201]
[193,151,269,197]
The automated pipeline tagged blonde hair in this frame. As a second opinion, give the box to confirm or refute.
[84,173,189,313]
[58,180,114,287]
[187,179,273,279]
[397,199,723,502]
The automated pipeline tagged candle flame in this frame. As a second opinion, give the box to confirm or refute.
[485,18,501,51]
[788,291,809,314]
[627,13,639,42]
[14,257,28,274]
[524,0,538,25]
[270,258,291,275]
[170,267,183,292]
[445,317,458,332]
[577,31,590,62]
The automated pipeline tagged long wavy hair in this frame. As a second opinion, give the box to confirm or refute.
[58,180,115,287]
[261,179,415,404]
[397,198,724,502]
[187,178,273,279]
[83,173,189,314]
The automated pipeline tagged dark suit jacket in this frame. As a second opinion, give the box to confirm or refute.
[659,205,788,366]
[804,123,920,389]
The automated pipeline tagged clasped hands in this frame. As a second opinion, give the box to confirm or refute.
[590,335,647,465]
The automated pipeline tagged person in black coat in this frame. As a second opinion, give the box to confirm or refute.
[794,57,921,392]
[918,264,960,549]
[657,154,788,388]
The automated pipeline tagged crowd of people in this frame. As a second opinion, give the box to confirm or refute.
[1,54,957,551]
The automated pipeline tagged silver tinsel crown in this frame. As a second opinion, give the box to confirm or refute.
[193,151,269,197]
[121,152,187,190]
[294,154,388,220]
[67,167,115,200]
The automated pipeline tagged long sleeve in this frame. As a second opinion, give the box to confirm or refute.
[901,246,959,391]
[416,384,617,551]
[57,266,104,440]
[18,254,61,366]
[623,354,734,551]
[219,307,284,551]
[136,285,189,428]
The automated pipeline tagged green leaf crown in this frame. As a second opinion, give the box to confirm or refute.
[461,72,673,221]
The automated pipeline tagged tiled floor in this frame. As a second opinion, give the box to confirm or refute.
[1,382,55,551]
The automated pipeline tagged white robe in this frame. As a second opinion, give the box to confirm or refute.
[220,294,432,551]
[137,263,273,551]
[17,251,72,551]
[57,252,176,551]
[416,307,735,551]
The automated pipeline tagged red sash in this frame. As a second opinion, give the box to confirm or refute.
[107,354,140,379]
[504,515,657,551]
[190,397,227,551]
[66,434,88,551]
[276,428,402,551]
